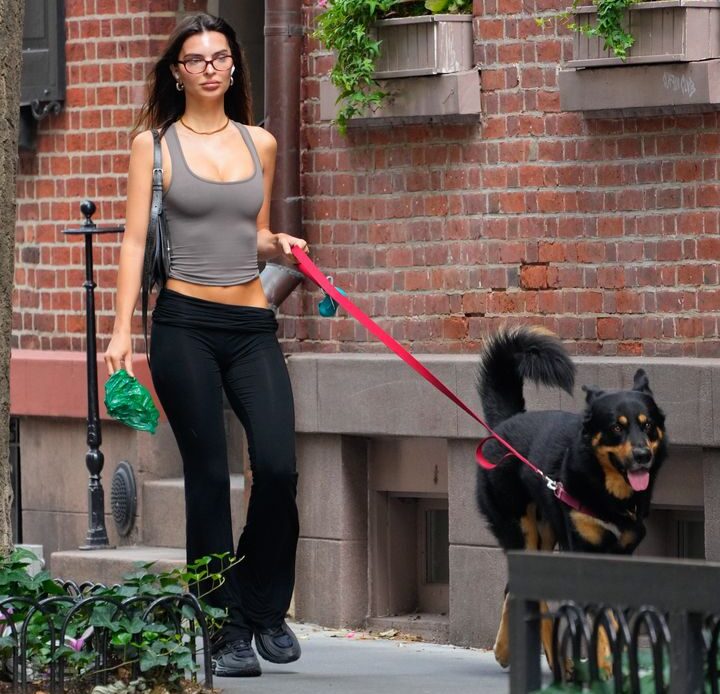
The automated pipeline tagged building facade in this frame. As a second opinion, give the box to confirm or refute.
[9,0,720,648]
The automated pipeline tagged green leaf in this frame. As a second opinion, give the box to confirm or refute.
[181,604,198,621]
[140,651,168,671]
[90,605,119,629]
[110,632,133,646]
[171,650,196,672]
[161,583,184,595]
[202,605,227,620]
[425,0,450,11]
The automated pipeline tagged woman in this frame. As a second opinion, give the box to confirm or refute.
[104,13,307,678]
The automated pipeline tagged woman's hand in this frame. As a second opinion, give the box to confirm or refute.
[105,331,134,378]
[275,233,309,263]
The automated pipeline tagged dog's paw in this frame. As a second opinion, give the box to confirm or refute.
[493,637,510,669]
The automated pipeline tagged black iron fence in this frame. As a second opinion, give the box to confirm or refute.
[508,551,720,693]
[0,578,213,693]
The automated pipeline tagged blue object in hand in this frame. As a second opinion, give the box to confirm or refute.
[318,285,347,317]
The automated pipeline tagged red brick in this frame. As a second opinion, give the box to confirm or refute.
[10,7,720,358]
[597,317,622,340]
[520,264,548,289]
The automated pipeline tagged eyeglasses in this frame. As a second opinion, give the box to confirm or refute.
[177,55,233,74]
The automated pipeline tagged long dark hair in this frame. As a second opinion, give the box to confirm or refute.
[135,13,253,136]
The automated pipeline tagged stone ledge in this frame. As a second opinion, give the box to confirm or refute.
[287,353,720,446]
[319,70,481,124]
[51,546,186,585]
[10,349,163,420]
[559,59,720,113]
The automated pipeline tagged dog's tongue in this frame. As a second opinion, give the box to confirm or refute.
[628,470,650,491]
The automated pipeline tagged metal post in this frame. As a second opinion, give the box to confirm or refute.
[63,200,124,549]
[509,596,542,693]
[260,0,305,309]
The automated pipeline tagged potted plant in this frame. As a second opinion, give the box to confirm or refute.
[558,0,720,112]
[314,0,473,132]
[565,0,639,62]
[566,0,720,66]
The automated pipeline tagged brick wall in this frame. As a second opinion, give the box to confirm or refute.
[12,0,206,353]
[12,0,720,358]
[288,0,720,357]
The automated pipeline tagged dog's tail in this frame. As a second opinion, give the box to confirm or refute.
[477,326,576,429]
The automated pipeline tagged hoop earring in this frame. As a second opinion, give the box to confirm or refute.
[175,81,184,92]
[229,76,234,86]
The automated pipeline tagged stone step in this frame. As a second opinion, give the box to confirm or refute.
[142,474,246,548]
[50,546,187,585]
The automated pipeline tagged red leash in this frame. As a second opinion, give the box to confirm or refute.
[291,247,594,517]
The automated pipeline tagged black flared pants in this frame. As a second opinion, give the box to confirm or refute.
[150,288,299,642]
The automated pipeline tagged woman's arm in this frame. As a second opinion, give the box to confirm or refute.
[104,130,154,377]
[252,126,308,261]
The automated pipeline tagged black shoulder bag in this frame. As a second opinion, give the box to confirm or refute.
[141,128,171,363]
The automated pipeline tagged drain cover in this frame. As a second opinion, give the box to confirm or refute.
[110,460,137,537]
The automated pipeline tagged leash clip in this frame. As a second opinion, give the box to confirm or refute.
[318,276,347,317]
[545,477,558,492]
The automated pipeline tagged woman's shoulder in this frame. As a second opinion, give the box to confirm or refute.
[239,123,277,154]
[130,129,154,155]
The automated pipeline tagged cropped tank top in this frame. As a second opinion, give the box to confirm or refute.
[163,121,264,286]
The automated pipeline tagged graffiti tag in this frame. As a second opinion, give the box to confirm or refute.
[662,72,697,99]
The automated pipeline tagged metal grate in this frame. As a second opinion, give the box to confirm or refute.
[110,460,136,537]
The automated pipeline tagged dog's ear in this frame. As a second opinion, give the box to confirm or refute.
[632,368,653,396]
[582,384,605,405]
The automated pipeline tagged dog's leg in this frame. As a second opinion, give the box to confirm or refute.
[493,505,545,669]
[495,506,550,670]
[539,601,555,671]
[520,503,540,551]
[493,591,511,668]
[594,611,618,679]
[537,521,557,673]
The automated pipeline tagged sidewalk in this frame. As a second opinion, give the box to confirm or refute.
[213,623,511,694]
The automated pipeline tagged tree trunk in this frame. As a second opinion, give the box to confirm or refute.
[0,0,25,557]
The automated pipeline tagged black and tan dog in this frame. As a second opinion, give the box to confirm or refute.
[475,326,667,668]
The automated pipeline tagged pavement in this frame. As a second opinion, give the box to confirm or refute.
[212,622,512,694]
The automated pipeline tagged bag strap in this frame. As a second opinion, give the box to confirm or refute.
[141,128,164,365]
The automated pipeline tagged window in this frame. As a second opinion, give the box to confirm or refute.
[20,0,65,149]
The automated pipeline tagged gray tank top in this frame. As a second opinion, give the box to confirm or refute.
[163,121,264,286]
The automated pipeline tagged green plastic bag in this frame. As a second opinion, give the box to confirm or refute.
[104,369,159,434]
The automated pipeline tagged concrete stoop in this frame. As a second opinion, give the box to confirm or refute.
[50,474,246,585]
[142,474,246,547]
[51,546,187,585]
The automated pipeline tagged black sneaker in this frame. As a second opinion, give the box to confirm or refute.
[254,621,302,664]
[211,638,262,677]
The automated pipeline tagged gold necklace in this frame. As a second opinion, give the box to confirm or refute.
[179,117,230,135]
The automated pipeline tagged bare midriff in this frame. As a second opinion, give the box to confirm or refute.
[166,275,269,308]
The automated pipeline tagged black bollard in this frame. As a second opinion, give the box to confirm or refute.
[63,200,124,549]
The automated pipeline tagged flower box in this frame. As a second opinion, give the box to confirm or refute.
[559,58,720,111]
[371,14,474,78]
[569,0,720,68]
[318,69,481,122]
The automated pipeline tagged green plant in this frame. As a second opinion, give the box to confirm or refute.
[568,0,638,61]
[314,0,472,133]
[531,650,669,693]
[0,548,236,692]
